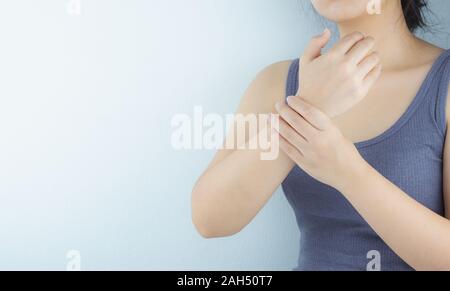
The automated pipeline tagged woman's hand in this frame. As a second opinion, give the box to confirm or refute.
[273,96,366,190]
[298,29,382,118]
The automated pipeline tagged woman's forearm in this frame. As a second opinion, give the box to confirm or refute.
[338,158,450,271]
[192,126,295,238]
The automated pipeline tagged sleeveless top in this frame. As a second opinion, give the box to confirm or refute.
[282,49,450,271]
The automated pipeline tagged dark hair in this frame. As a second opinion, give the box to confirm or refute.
[401,0,428,32]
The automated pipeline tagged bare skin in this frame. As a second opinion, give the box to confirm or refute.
[192,0,450,270]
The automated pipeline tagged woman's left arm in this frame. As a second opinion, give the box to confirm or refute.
[274,93,450,271]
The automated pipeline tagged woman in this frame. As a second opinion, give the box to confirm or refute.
[191,0,450,271]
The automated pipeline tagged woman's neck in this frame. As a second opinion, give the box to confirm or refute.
[337,1,424,71]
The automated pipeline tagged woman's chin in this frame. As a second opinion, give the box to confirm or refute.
[311,0,370,23]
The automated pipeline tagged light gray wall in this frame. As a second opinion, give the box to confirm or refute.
[0,0,448,270]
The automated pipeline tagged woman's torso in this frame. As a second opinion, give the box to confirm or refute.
[282,48,450,271]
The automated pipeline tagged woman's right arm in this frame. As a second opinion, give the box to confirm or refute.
[191,61,295,238]
[191,30,379,238]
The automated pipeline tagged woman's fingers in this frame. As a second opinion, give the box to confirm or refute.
[278,135,305,165]
[275,102,317,140]
[363,63,383,88]
[357,52,381,77]
[276,118,308,151]
[302,28,332,63]
[285,97,330,131]
[346,36,376,64]
[329,31,365,56]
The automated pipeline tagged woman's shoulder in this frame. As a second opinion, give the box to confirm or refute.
[253,60,293,91]
[415,43,450,135]
[423,44,450,130]
[239,60,293,113]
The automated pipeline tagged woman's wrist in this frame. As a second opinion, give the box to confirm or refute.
[334,153,372,195]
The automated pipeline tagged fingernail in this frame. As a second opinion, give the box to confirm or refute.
[286,96,293,104]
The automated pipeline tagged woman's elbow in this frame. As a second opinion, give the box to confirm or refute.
[193,218,241,239]
[192,217,222,239]
[191,182,240,239]
[191,206,231,239]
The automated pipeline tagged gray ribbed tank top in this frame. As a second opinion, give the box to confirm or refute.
[282,49,450,271]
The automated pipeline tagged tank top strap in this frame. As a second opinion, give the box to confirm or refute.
[285,59,300,98]
[430,49,450,137]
